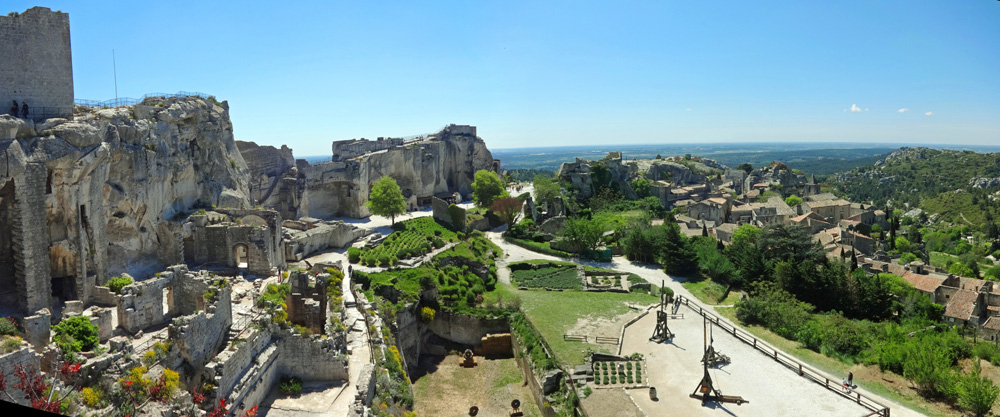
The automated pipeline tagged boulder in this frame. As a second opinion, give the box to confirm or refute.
[542,369,563,395]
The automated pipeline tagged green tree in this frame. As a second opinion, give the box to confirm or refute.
[784,195,803,207]
[961,361,1000,417]
[491,196,523,227]
[562,217,606,251]
[472,170,507,208]
[658,223,698,276]
[630,178,650,198]
[532,174,560,207]
[365,176,406,225]
[736,163,753,174]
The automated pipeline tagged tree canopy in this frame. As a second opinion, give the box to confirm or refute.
[491,196,523,227]
[365,176,406,225]
[472,170,507,208]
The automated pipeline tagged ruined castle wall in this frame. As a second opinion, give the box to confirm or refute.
[331,138,405,161]
[426,310,510,346]
[212,328,275,406]
[116,274,176,333]
[169,286,232,371]
[236,141,294,178]
[275,331,348,381]
[0,345,42,406]
[14,163,52,313]
[0,7,74,120]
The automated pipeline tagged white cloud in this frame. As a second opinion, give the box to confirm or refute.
[685,108,692,112]
[925,111,934,116]
[897,108,909,113]
[850,104,862,112]
[865,108,869,112]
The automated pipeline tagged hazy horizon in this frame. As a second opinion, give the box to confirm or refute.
[9,1,999,155]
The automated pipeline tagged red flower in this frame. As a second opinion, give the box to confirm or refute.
[125,380,134,386]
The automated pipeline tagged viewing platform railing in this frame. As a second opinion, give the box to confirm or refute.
[674,294,891,417]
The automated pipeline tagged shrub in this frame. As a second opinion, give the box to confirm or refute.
[420,307,436,323]
[1,335,23,354]
[107,275,134,294]
[142,350,158,367]
[603,376,609,385]
[53,316,99,353]
[81,387,105,408]
[279,376,303,396]
[0,317,17,336]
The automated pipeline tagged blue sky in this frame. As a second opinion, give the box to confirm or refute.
[9,1,1000,154]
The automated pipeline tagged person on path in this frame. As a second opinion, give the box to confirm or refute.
[20,101,29,119]
[10,100,18,117]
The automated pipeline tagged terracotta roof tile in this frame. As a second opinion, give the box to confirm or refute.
[903,272,945,293]
[943,289,978,321]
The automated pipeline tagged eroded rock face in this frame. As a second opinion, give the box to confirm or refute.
[0,97,250,313]
[242,125,497,220]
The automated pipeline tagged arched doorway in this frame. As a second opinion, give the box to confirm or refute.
[234,244,249,269]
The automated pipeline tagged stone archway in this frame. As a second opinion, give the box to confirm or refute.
[234,243,249,269]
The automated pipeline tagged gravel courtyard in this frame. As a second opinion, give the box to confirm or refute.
[620,304,875,417]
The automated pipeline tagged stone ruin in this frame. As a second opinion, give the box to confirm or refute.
[285,269,328,335]
[239,123,501,219]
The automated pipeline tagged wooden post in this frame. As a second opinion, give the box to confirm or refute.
[798,364,803,376]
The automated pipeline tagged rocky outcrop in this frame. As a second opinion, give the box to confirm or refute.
[642,161,707,185]
[238,125,496,220]
[557,154,639,200]
[969,177,1000,189]
[0,96,250,313]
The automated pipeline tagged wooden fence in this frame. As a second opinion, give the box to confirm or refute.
[674,295,891,417]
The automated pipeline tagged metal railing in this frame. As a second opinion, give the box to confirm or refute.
[74,91,215,108]
[674,295,891,417]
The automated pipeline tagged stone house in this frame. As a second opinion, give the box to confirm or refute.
[803,198,852,224]
[687,197,731,224]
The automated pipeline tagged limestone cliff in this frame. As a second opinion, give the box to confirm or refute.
[0,96,249,313]
[241,124,498,219]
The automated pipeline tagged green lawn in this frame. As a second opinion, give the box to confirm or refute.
[490,283,656,366]
[715,308,946,417]
[929,251,992,271]
[680,276,739,305]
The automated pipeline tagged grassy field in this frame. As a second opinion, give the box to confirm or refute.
[681,276,740,305]
[715,307,950,417]
[929,251,993,271]
[490,283,657,366]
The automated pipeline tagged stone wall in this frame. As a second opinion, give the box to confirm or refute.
[169,284,232,372]
[331,137,406,161]
[210,327,278,408]
[0,344,42,406]
[275,330,348,381]
[0,7,74,120]
[426,310,510,346]
[286,271,328,334]
[184,208,283,276]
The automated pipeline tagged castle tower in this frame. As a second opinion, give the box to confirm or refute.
[0,7,74,121]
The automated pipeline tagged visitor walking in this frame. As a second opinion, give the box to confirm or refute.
[9,100,18,117]
[20,101,29,119]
